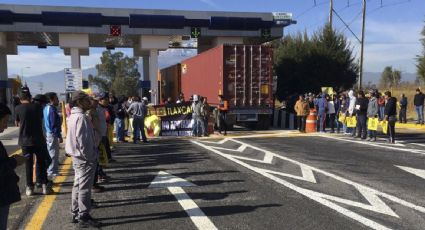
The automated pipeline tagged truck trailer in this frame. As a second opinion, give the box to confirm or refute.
[159,44,274,130]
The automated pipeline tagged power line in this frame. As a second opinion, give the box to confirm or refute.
[295,0,328,19]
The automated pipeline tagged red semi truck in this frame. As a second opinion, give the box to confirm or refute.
[159,44,274,129]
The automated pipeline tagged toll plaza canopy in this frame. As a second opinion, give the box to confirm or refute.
[0,4,295,104]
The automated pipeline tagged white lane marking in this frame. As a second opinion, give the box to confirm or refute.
[114,152,197,158]
[396,166,425,180]
[411,143,425,147]
[319,135,425,155]
[193,139,425,230]
[149,171,217,230]
[202,138,230,145]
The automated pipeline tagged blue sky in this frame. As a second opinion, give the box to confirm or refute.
[3,0,425,77]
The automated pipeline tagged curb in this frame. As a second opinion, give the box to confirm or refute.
[395,123,425,130]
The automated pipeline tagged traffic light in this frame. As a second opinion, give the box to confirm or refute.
[191,27,201,39]
[110,25,121,36]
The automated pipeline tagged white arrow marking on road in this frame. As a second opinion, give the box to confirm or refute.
[194,139,425,230]
[149,171,218,230]
[396,165,425,180]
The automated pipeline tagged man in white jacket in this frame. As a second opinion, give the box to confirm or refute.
[65,91,101,228]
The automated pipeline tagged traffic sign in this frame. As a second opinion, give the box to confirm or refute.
[64,68,83,92]
[190,27,201,39]
[272,12,293,20]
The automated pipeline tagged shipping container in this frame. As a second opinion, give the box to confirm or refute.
[161,44,274,129]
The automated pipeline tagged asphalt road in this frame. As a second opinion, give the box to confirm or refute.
[4,128,425,230]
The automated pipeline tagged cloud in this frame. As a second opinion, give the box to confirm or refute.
[199,0,219,9]
[344,19,423,73]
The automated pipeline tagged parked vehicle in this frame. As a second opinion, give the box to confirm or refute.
[159,44,274,129]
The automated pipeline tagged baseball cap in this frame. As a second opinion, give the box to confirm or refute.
[71,91,89,103]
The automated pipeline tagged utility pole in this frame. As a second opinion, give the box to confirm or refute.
[359,0,367,90]
[329,0,334,29]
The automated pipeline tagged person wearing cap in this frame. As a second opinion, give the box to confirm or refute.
[127,96,148,143]
[43,92,63,180]
[15,90,53,196]
[65,91,101,228]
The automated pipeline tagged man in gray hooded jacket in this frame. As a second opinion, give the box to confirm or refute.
[65,91,101,228]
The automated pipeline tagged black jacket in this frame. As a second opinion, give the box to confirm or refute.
[0,141,21,206]
[384,97,397,117]
[355,98,369,116]
[414,92,425,106]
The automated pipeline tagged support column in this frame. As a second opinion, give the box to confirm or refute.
[149,49,159,105]
[0,53,8,104]
[142,55,149,81]
[139,35,169,105]
[70,48,81,69]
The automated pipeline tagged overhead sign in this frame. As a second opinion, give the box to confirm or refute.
[64,68,83,92]
[272,12,293,21]
[190,27,201,39]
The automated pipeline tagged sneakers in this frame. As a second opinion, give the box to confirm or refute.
[78,215,101,228]
[26,186,34,196]
[71,213,79,224]
[42,184,54,195]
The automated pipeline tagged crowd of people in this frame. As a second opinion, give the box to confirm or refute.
[294,88,425,143]
[1,87,233,229]
[1,88,156,228]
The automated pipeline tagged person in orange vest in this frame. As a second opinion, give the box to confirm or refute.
[217,95,228,135]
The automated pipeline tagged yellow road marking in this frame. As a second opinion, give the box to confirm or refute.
[24,157,72,230]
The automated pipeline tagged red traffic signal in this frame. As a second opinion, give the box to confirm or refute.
[110,25,121,36]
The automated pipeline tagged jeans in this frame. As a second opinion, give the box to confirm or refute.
[399,107,407,123]
[71,157,96,218]
[328,113,336,132]
[202,117,209,136]
[23,146,48,186]
[132,116,147,142]
[368,129,377,139]
[416,105,424,123]
[192,116,203,136]
[318,113,326,132]
[297,116,307,132]
[356,115,367,139]
[388,116,396,143]
[0,205,9,230]
[379,106,385,120]
[46,134,60,177]
[115,118,125,141]
[218,112,227,134]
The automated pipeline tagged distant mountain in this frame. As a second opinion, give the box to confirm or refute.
[363,72,418,85]
[9,68,97,95]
